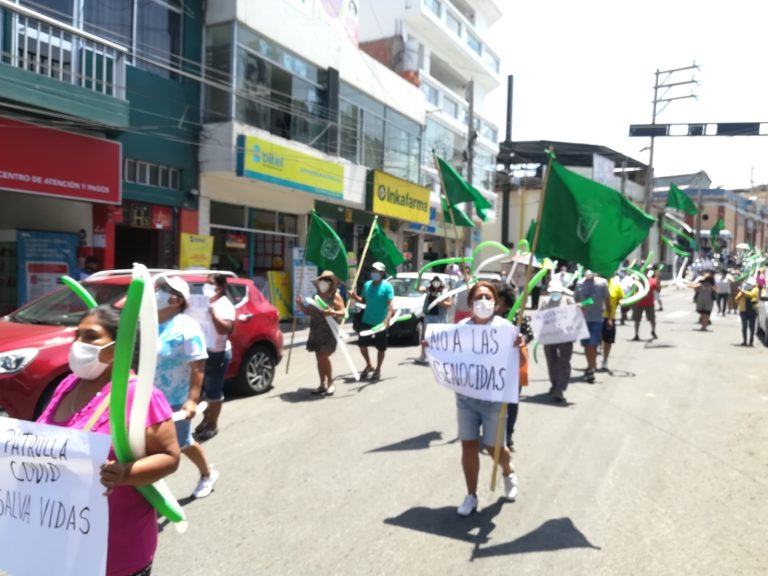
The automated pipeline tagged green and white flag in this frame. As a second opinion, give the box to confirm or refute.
[305,211,348,280]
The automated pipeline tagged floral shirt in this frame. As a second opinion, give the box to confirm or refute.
[155,313,208,407]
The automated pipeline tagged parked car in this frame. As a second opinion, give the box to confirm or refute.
[352,272,453,345]
[0,269,283,420]
[757,293,768,343]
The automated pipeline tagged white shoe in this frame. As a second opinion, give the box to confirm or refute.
[503,470,519,501]
[192,467,220,499]
[457,494,478,517]
[601,360,608,371]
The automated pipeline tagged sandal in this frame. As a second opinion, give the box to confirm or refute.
[324,385,336,396]
[360,366,374,379]
[197,428,218,440]
[311,386,326,395]
[371,370,381,381]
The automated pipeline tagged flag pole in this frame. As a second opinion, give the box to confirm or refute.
[340,215,378,329]
[490,147,555,492]
[285,211,314,375]
[433,152,464,259]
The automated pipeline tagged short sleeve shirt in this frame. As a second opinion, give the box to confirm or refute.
[202,296,236,352]
[361,279,394,326]
[155,313,208,406]
[637,276,657,308]
[576,277,609,323]
[604,277,625,319]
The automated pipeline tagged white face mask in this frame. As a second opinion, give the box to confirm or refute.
[156,290,173,309]
[68,341,113,380]
[431,280,441,288]
[202,284,216,298]
[550,292,562,302]
[473,299,495,320]
[317,280,332,293]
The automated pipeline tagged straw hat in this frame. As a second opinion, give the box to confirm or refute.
[313,270,339,290]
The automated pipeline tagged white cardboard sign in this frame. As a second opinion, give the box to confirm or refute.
[425,324,520,404]
[529,304,590,345]
[0,417,110,576]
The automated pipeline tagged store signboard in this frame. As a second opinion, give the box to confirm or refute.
[367,170,430,225]
[179,233,214,270]
[16,230,79,306]
[0,116,120,204]
[236,135,343,199]
[291,248,318,319]
[408,207,438,235]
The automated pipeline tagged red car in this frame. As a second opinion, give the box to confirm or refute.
[0,270,283,420]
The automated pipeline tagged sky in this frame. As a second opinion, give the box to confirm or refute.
[484,1,768,192]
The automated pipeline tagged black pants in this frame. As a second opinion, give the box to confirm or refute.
[716,293,728,314]
[740,312,756,344]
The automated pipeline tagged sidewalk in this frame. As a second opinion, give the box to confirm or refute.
[279,321,358,349]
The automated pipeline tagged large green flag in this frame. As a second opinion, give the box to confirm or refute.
[442,198,475,228]
[435,156,492,221]
[369,222,404,276]
[666,184,698,215]
[536,160,656,277]
[525,219,537,247]
[710,217,725,239]
[305,211,348,280]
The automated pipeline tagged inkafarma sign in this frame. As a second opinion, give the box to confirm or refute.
[0,417,110,576]
[367,170,430,225]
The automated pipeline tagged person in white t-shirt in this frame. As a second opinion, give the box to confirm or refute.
[196,274,236,440]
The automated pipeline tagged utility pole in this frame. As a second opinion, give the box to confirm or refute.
[464,79,475,256]
[498,75,514,247]
[642,62,700,258]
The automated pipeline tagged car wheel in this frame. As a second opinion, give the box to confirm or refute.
[237,344,276,396]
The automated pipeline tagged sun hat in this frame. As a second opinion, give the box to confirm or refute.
[162,275,190,302]
[313,269,339,288]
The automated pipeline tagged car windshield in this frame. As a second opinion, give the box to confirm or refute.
[389,278,424,297]
[9,284,127,326]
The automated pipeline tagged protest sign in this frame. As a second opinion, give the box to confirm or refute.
[529,304,590,345]
[425,323,520,404]
[0,417,110,576]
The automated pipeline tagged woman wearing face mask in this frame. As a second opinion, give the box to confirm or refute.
[295,270,345,395]
[154,276,218,499]
[195,274,236,440]
[415,276,452,364]
[453,281,518,517]
[37,305,180,576]
[539,280,577,402]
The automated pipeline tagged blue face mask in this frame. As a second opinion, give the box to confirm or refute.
[156,290,173,309]
[371,272,382,281]
[550,292,562,302]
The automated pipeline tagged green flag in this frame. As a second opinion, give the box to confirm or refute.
[369,222,404,276]
[666,184,698,215]
[305,211,348,280]
[442,198,475,228]
[536,160,656,277]
[710,217,725,239]
[435,156,492,220]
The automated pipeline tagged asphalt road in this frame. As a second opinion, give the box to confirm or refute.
[154,288,768,576]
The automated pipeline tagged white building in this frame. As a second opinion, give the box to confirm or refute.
[198,0,430,283]
[359,0,503,260]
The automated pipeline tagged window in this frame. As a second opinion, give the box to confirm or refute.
[421,81,439,107]
[204,23,233,122]
[125,158,180,190]
[84,0,133,46]
[424,0,441,18]
[467,33,482,56]
[362,113,384,170]
[124,159,136,182]
[22,0,73,23]
[135,0,182,78]
[211,202,245,227]
[444,98,459,119]
[446,11,461,36]
[339,99,360,163]
[251,209,275,231]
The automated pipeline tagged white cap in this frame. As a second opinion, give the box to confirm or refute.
[163,275,190,302]
[371,262,386,272]
[547,280,573,295]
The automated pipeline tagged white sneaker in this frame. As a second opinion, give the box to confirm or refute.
[503,470,519,501]
[457,494,478,517]
[192,467,219,499]
[601,360,608,371]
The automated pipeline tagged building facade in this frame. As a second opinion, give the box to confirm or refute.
[0,0,204,311]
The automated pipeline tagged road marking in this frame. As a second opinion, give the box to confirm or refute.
[662,311,690,319]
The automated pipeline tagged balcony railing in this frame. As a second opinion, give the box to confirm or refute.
[0,0,127,99]
[411,0,500,76]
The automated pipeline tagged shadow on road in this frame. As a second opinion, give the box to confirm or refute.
[385,506,600,558]
[157,495,196,533]
[276,389,327,403]
[643,341,676,349]
[367,431,444,453]
[520,392,573,407]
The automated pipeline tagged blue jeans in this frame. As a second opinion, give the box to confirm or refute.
[203,349,232,402]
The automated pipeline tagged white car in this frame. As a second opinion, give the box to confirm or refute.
[757,294,768,343]
[387,272,454,344]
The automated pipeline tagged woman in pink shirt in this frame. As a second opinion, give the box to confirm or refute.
[37,305,180,576]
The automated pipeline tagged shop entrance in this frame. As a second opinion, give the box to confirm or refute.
[115,225,175,269]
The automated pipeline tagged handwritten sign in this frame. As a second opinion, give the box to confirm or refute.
[425,324,520,403]
[0,417,110,576]
[529,304,590,345]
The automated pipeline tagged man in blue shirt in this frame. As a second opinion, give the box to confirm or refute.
[350,262,394,380]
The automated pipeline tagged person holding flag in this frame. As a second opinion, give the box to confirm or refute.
[295,270,345,395]
[349,262,394,381]
[575,270,609,383]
